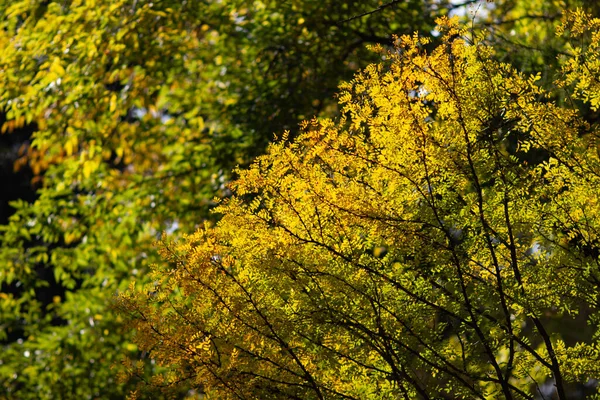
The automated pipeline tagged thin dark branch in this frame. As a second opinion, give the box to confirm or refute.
[338,0,403,24]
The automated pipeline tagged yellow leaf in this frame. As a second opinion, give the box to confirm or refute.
[124,343,137,352]
[50,57,66,76]
[109,93,118,113]
[64,135,78,157]
[82,159,98,179]
[64,232,77,244]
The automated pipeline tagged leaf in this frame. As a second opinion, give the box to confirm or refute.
[50,57,66,76]
[82,159,98,179]
[109,93,118,113]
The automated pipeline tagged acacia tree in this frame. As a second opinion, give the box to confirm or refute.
[119,13,600,399]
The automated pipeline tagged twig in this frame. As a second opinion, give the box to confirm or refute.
[339,0,403,24]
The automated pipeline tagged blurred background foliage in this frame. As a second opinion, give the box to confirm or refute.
[0,0,597,398]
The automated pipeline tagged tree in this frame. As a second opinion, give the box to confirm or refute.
[0,0,462,397]
[119,13,600,399]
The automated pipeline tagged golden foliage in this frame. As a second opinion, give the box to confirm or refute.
[119,15,600,399]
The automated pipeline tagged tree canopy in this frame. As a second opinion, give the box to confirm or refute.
[0,0,599,398]
[0,0,460,397]
[119,12,600,399]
